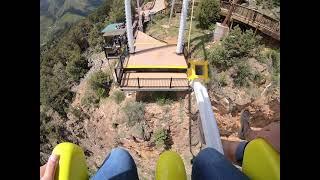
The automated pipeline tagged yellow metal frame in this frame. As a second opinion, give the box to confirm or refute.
[187,60,209,81]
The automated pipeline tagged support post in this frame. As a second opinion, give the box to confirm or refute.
[187,0,196,54]
[137,77,140,88]
[136,0,143,31]
[176,0,189,54]
[114,69,118,83]
[169,0,176,26]
[254,25,258,36]
[125,0,135,53]
[170,77,172,88]
[230,19,234,29]
[222,0,240,26]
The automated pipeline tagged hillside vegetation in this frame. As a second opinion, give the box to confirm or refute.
[40,0,104,46]
[40,0,121,116]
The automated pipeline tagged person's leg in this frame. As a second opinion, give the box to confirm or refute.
[221,139,248,165]
[247,121,280,152]
[243,122,280,152]
[92,147,139,180]
[239,109,280,152]
[192,148,249,180]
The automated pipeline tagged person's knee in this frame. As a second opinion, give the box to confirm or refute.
[109,147,136,167]
[111,147,131,157]
[93,147,138,180]
[192,148,249,180]
[194,147,225,165]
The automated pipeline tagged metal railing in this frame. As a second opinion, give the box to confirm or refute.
[114,55,125,84]
[120,77,189,89]
[220,1,280,40]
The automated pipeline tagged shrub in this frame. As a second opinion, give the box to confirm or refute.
[123,101,145,126]
[88,70,111,98]
[259,49,279,86]
[209,44,233,69]
[208,23,216,31]
[154,129,169,148]
[272,73,280,86]
[156,97,173,106]
[256,0,278,9]
[251,71,265,85]
[151,92,175,106]
[109,0,125,23]
[195,0,220,29]
[109,0,136,23]
[113,90,126,104]
[68,106,89,121]
[270,50,280,74]
[112,122,119,129]
[234,62,252,87]
[152,13,166,22]
[66,55,89,81]
[208,26,262,70]
[217,72,228,87]
[222,26,261,58]
[81,89,100,107]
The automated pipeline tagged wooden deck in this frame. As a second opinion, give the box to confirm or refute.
[123,31,187,69]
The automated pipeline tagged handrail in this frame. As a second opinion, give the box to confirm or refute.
[114,55,125,83]
[120,77,189,88]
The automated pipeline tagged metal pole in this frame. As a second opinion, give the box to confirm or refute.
[176,0,189,54]
[169,0,176,25]
[125,0,135,53]
[187,0,195,54]
[192,81,224,154]
[136,0,143,31]
[170,77,172,88]
[137,77,140,88]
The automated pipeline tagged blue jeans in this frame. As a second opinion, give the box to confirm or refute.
[92,147,248,180]
[192,148,249,180]
[92,148,139,180]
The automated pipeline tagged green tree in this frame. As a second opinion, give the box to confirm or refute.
[109,0,126,23]
[234,62,252,87]
[222,26,260,58]
[109,0,136,23]
[88,70,111,98]
[66,56,89,81]
[209,26,261,70]
[195,0,220,29]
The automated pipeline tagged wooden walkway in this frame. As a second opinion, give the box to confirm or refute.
[220,1,280,40]
[141,0,166,22]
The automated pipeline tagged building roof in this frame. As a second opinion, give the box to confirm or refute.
[101,23,126,37]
